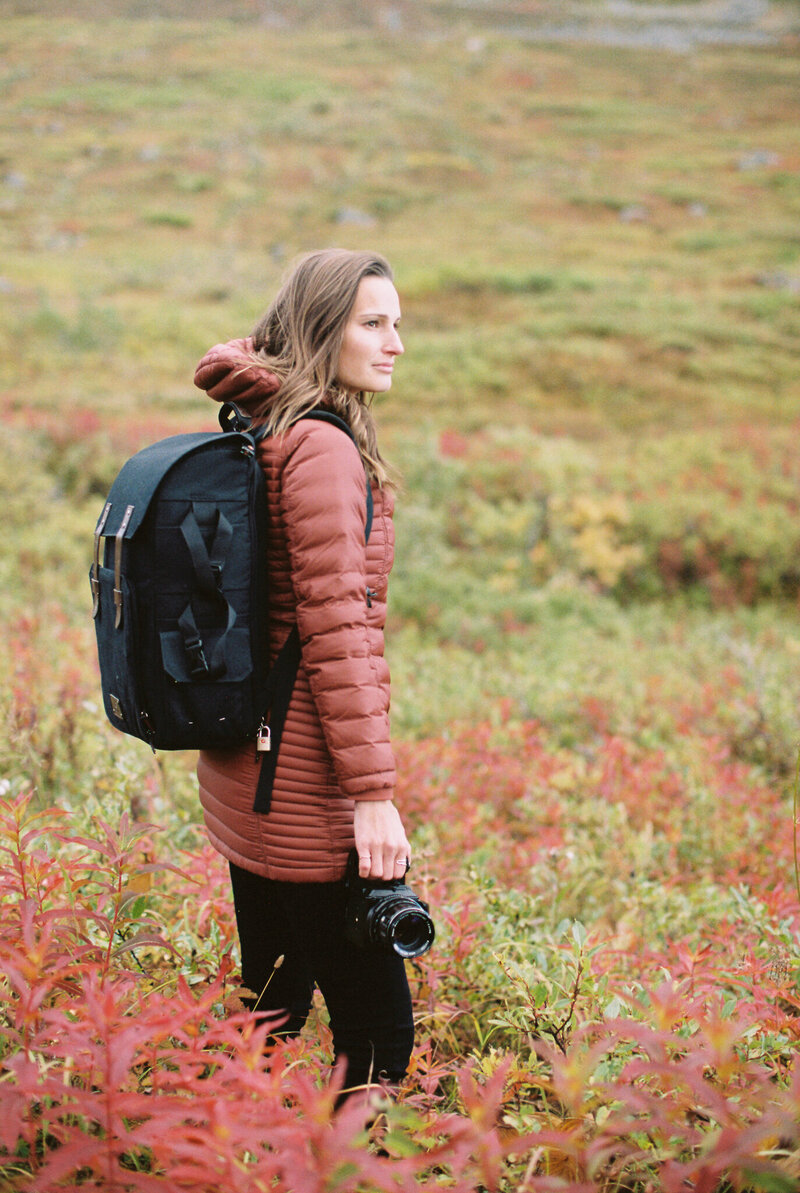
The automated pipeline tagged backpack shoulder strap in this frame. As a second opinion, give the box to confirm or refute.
[299,409,373,543]
[219,402,373,543]
[239,405,377,816]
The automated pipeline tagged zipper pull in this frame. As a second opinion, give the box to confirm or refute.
[366,587,377,608]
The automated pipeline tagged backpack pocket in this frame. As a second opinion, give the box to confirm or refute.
[154,627,256,748]
[91,566,145,739]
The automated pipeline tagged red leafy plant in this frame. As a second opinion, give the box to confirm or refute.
[2,718,800,1192]
[0,790,538,1191]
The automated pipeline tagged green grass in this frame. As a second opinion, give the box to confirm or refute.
[1,4,799,749]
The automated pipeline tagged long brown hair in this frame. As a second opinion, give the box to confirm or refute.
[250,248,396,486]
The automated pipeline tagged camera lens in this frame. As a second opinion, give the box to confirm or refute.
[377,904,435,959]
[344,851,435,958]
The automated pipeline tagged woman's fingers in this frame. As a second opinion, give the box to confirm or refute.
[353,799,411,880]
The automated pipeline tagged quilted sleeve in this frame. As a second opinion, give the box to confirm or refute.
[279,422,395,800]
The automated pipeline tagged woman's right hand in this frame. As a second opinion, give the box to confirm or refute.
[353,799,411,881]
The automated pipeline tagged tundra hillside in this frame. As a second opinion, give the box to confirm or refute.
[1,3,800,1188]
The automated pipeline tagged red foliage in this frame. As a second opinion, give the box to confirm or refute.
[1,398,202,456]
[439,429,471,459]
[2,675,799,1189]
[0,792,544,1191]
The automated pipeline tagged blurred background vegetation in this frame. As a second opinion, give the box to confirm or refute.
[3,15,800,1186]
[1,0,800,780]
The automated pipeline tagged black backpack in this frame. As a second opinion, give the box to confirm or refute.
[90,403,372,813]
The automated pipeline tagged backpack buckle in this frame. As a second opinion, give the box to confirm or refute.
[184,635,209,676]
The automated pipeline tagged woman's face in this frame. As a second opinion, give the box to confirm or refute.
[335,275,403,394]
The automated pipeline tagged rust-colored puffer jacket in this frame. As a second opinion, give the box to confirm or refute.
[193,339,396,883]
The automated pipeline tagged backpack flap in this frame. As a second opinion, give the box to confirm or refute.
[102,432,227,537]
[92,432,256,625]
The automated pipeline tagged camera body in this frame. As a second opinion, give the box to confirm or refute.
[344,850,435,959]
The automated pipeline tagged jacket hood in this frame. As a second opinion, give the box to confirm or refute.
[194,337,281,409]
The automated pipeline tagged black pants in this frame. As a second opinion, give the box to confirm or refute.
[229,862,415,1092]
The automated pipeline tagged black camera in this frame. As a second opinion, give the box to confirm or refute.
[344,850,435,959]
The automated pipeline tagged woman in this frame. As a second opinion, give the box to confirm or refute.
[193,249,414,1096]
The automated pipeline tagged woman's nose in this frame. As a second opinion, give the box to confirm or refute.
[387,329,404,355]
